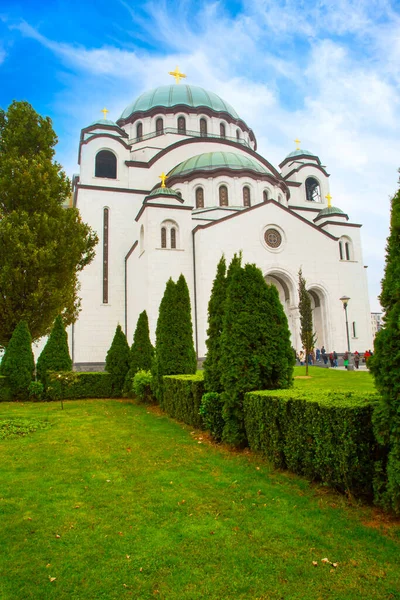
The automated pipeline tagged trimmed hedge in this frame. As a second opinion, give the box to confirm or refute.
[47,371,114,400]
[243,390,381,499]
[199,392,224,442]
[0,376,11,402]
[163,373,205,428]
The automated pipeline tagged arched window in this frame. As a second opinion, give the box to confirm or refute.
[103,208,109,303]
[305,177,321,202]
[236,129,241,140]
[161,227,167,248]
[243,186,251,207]
[178,116,186,134]
[219,185,228,207]
[200,118,207,137]
[95,150,117,179]
[220,123,226,138]
[339,236,353,261]
[345,242,350,261]
[171,228,176,249]
[156,118,164,136]
[196,187,204,209]
[339,241,344,260]
[136,122,143,141]
[263,190,269,202]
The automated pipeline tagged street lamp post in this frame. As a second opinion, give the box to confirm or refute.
[340,296,351,353]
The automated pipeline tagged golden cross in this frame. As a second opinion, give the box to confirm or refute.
[101,107,109,119]
[159,172,167,188]
[294,138,301,150]
[325,193,332,207]
[168,66,187,84]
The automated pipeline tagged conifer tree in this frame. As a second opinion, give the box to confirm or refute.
[174,274,197,374]
[37,315,72,387]
[203,256,227,393]
[298,268,317,375]
[369,187,400,513]
[220,263,294,446]
[1,321,34,400]
[124,311,154,392]
[105,324,131,397]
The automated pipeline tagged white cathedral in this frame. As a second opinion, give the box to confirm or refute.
[71,70,373,369]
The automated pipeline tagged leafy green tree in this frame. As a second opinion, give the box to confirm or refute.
[220,263,294,446]
[369,187,400,513]
[1,321,34,400]
[152,275,196,403]
[298,268,317,375]
[36,315,72,388]
[124,311,154,393]
[203,256,227,393]
[105,325,131,397]
[0,101,98,346]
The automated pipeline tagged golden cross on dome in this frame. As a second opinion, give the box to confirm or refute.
[168,66,187,84]
[325,193,332,208]
[101,107,109,119]
[294,138,301,150]
[159,172,167,188]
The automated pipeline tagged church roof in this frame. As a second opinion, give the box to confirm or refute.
[314,205,348,222]
[148,187,180,197]
[120,85,240,120]
[90,118,118,127]
[168,151,271,178]
[285,148,316,159]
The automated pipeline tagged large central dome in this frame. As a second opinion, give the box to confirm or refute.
[119,85,240,120]
[168,152,271,178]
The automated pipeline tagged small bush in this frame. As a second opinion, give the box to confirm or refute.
[1,321,34,400]
[243,389,380,499]
[37,316,72,388]
[105,325,131,397]
[124,311,154,393]
[28,381,44,401]
[132,370,153,403]
[0,376,11,402]
[199,392,224,442]
[163,372,205,428]
[47,371,113,400]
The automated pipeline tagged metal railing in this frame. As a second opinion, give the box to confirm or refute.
[128,127,252,149]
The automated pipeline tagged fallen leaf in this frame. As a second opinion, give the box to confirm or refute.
[139,567,143,572]
[49,577,56,582]
[126,555,130,559]
[332,563,338,568]
[74,505,80,509]
[55,534,61,539]
[321,558,330,563]
[126,448,131,453]
[210,531,215,535]
[118,532,123,536]
[27,517,32,521]
[312,561,318,567]
[46,564,51,568]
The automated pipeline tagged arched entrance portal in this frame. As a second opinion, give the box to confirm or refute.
[265,271,299,347]
[308,287,329,351]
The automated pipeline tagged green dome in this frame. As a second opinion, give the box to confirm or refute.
[285,149,316,159]
[168,151,270,178]
[120,85,240,120]
[148,187,180,197]
[318,206,345,217]
[90,118,118,127]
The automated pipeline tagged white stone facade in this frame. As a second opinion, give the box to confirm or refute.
[71,84,373,367]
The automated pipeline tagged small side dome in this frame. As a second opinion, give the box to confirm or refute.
[148,187,181,197]
[314,205,348,223]
[285,148,317,159]
[90,118,118,127]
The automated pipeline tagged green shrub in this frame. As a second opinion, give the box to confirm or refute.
[105,325,131,397]
[0,376,11,402]
[47,371,113,400]
[199,392,224,442]
[37,315,72,388]
[28,381,44,401]
[124,311,154,393]
[203,256,227,394]
[1,321,34,400]
[132,370,153,403]
[163,373,205,428]
[243,390,380,499]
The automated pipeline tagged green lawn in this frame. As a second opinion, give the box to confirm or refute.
[293,365,377,393]
[0,396,399,600]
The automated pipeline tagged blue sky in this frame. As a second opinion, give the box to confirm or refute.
[1,0,400,312]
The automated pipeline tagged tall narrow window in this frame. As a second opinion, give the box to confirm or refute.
[345,242,350,260]
[220,122,226,138]
[263,190,269,202]
[171,228,176,249]
[219,185,228,207]
[161,227,167,248]
[339,241,343,260]
[178,116,186,134]
[156,118,164,136]
[305,177,321,202]
[200,118,207,137]
[352,321,357,337]
[103,208,109,303]
[236,129,241,140]
[95,150,117,179]
[136,122,143,141]
[196,187,204,208]
[243,186,251,207]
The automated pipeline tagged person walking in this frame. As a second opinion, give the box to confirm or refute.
[333,350,338,367]
[298,350,305,366]
[321,346,328,365]
[316,348,321,362]
[329,352,334,368]
[354,351,360,369]
[343,351,349,369]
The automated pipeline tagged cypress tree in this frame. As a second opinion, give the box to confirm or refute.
[203,256,227,393]
[124,311,154,392]
[1,321,34,400]
[105,324,131,397]
[298,268,317,375]
[151,278,177,403]
[37,315,72,387]
[220,263,294,446]
[174,274,197,374]
[369,187,400,513]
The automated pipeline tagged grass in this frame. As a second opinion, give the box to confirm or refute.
[0,397,399,600]
[292,365,377,393]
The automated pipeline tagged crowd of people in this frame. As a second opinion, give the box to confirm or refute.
[296,347,374,369]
